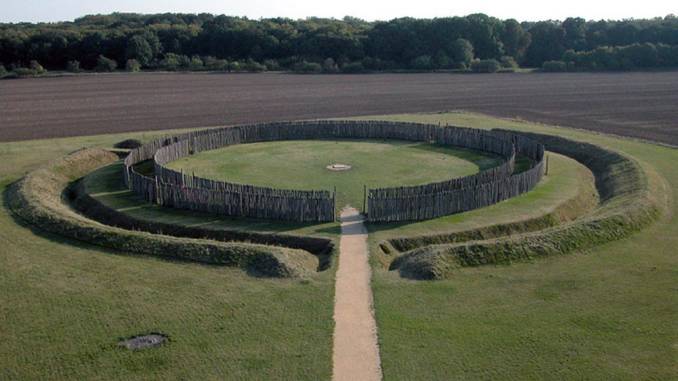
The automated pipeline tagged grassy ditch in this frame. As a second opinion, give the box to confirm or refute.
[392,132,660,279]
[70,166,334,270]
[384,156,597,253]
[6,148,320,278]
[368,152,597,267]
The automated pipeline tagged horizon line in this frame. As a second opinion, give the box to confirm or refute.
[2,11,676,25]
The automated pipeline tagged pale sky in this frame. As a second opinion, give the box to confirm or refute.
[2,0,676,23]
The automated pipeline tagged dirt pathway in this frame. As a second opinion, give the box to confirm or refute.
[332,207,382,381]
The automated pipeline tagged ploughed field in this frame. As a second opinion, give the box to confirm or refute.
[1,71,678,145]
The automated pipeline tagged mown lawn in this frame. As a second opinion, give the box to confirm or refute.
[166,139,501,208]
[358,112,678,380]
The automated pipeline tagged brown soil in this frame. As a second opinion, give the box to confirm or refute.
[1,72,677,144]
[332,207,381,381]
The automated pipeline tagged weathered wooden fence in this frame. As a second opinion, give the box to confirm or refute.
[123,120,544,223]
[367,131,545,222]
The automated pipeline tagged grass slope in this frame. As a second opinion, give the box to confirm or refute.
[368,153,597,250]
[8,148,321,278]
[358,112,677,380]
[392,132,659,279]
[165,139,501,208]
[0,131,334,380]
[85,161,340,237]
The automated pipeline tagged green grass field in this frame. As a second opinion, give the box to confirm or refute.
[0,112,676,380]
[165,139,501,208]
[0,131,336,380]
[358,113,678,380]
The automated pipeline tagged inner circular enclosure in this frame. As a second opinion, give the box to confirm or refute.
[165,139,503,208]
[125,120,545,223]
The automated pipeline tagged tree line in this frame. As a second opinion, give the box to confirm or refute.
[1,13,677,76]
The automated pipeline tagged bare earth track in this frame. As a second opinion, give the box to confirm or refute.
[1,71,677,144]
[332,208,382,381]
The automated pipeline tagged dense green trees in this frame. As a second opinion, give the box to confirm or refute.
[470,59,501,73]
[550,42,678,71]
[125,35,154,66]
[125,58,141,72]
[500,19,531,61]
[523,22,566,67]
[450,38,474,68]
[66,60,80,72]
[541,60,569,72]
[95,55,117,72]
[0,13,677,73]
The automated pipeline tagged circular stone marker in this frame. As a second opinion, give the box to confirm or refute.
[118,334,168,350]
[326,163,352,172]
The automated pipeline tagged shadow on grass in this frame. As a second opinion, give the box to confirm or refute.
[314,224,342,235]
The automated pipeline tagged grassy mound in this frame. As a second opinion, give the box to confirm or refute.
[392,133,660,279]
[386,168,596,254]
[6,148,319,278]
[370,152,597,267]
[71,168,334,255]
[75,162,335,263]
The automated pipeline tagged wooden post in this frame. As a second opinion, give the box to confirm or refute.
[155,176,160,204]
[545,154,549,176]
[363,184,367,214]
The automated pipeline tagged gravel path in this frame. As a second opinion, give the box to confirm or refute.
[332,207,382,381]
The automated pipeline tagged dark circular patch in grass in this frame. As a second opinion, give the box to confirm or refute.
[118,333,168,350]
